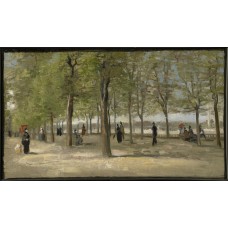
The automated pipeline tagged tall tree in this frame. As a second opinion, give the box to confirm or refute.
[79,52,117,156]
[203,50,224,147]
[99,57,112,156]
[134,56,152,139]
[149,51,176,138]
[176,51,210,145]
[64,52,82,146]
[121,52,140,144]
[97,52,125,155]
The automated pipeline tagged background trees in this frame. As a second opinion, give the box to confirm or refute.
[203,51,224,147]
[173,50,225,146]
[148,51,177,138]
[6,53,65,141]
[121,52,141,144]
[175,51,211,145]
[4,49,225,152]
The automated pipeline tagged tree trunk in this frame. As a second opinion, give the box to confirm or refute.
[44,121,47,142]
[139,103,145,139]
[140,115,144,140]
[114,112,117,134]
[8,114,12,137]
[97,116,100,133]
[89,117,92,134]
[214,99,221,147]
[113,92,117,134]
[195,108,201,146]
[128,93,133,144]
[37,127,40,138]
[86,115,89,133]
[97,104,100,133]
[100,77,112,157]
[164,111,170,138]
[66,94,73,146]
[207,104,211,128]
[108,106,111,135]
[50,112,54,143]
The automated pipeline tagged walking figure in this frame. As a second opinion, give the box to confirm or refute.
[81,124,86,136]
[151,122,157,146]
[116,124,122,143]
[199,125,206,139]
[39,127,45,141]
[120,122,125,140]
[21,128,30,154]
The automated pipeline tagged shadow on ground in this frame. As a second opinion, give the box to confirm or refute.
[27,152,39,155]
[111,154,160,158]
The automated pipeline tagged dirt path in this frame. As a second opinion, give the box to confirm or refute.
[3,134,225,179]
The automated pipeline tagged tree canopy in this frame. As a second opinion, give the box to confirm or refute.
[4,50,225,150]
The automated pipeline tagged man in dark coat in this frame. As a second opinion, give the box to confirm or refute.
[120,122,125,140]
[21,128,30,154]
[151,122,157,146]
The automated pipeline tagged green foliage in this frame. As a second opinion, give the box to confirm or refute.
[175,50,222,112]
[5,53,65,130]
[4,50,225,135]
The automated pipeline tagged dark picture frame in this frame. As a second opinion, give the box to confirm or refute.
[0,47,227,181]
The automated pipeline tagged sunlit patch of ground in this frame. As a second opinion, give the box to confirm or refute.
[3,134,225,179]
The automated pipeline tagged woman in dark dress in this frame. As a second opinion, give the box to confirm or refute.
[81,124,86,136]
[116,124,122,143]
[21,128,30,154]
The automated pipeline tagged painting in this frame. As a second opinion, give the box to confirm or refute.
[1,48,227,180]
